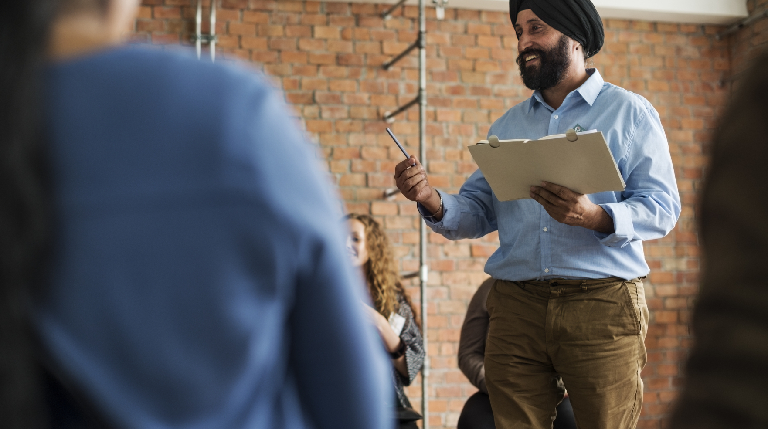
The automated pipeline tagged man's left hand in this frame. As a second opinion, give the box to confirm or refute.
[529,181,614,233]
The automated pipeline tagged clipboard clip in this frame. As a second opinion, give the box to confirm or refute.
[488,129,577,147]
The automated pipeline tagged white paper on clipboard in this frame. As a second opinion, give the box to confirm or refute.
[468,130,625,201]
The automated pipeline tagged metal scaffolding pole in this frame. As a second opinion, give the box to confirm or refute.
[192,0,218,62]
[381,1,428,425]
[417,1,429,427]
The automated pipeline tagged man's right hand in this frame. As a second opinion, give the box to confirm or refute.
[394,156,443,219]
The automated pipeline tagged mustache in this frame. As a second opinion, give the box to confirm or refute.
[516,49,545,67]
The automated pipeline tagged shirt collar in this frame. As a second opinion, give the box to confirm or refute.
[527,68,604,113]
[576,68,603,106]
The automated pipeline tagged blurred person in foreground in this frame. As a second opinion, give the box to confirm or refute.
[393,0,681,427]
[458,278,576,429]
[668,50,768,429]
[0,1,392,428]
[345,214,425,429]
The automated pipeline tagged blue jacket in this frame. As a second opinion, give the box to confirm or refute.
[37,45,392,429]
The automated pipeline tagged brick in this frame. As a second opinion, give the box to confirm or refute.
[251,51,278,64]
[314,26,341,39]
[343,93,369,105]
[321,106,348,119]
[338,173,365,187]
[269,37,300,50]
[327,40,353,53]
[154,6,181,19]
[285,25,312,38]
[285,92,313,105]
[328,160,348,173]
[260,25,284,37]
[136,5,153,19]
[300,78,327,91]
[221,0,248,8]
[337,53,364,66]
[655,311,679,324]
[305,120,332,133]
[333,147,361,160]
[349,106,377,119]
[281,51,307,64]
[292,65,318,77]
[228,22,255,36]
[308,52,337,65]
[320,66,349,78]
[136,19,164,33]
[329,15,356,27]
[335,120,363,133]
[243,11,269,23]
[465,47,490,59]
[298,38,324,51]
[240,36,267,50]
[151,33,179,44]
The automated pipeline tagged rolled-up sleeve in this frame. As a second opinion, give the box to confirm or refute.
[418,169,498,240]
[596,105,681,248]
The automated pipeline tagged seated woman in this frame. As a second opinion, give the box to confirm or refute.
[345,214,426,429]
[458,278,577,429]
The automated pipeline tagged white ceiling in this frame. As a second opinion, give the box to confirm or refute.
[342,0,748,24]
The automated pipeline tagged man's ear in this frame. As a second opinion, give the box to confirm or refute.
[573,41,587,62]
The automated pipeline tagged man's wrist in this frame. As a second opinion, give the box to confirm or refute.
[422,189,444,222]
[588,204,614,233]
[430,190,443,217]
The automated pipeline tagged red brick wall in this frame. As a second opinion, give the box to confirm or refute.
[131,2,730,427]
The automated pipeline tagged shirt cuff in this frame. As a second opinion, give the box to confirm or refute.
[594,203,634,248]
[417,190,460,231]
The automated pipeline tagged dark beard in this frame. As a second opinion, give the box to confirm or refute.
[517,34,571,91]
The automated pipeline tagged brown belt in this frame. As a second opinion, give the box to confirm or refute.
[498,276,640,297]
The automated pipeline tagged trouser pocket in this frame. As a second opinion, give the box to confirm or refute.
[621,278,648,339]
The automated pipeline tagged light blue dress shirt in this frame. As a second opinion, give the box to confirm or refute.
[422,69,681,281]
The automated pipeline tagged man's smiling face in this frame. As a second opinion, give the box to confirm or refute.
[514,9,574,91]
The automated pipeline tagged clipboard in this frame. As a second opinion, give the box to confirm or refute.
[468,129,625,201]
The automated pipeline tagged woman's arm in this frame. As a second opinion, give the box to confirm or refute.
[364,305,402,353]
[364,303,420,379]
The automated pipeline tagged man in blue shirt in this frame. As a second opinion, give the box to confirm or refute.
[394,0,680,428]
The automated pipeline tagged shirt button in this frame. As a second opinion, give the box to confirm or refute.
[553,115,559,119]
[544,268,550,273]
[543,227,548,232]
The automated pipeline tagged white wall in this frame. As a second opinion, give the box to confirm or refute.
[341,0,748,24]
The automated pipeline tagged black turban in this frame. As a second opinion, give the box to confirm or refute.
[510,0,604,58]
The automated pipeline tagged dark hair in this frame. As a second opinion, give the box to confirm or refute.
[0,1,59,427]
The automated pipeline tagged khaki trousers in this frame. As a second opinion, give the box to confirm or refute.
[485,277,648,429]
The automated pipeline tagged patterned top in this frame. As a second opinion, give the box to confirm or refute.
[392,292,425,409]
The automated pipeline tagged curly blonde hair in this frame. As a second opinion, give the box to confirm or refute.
[345,214,420,328]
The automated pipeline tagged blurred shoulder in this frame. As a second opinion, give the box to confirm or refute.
[117,45,273,98]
